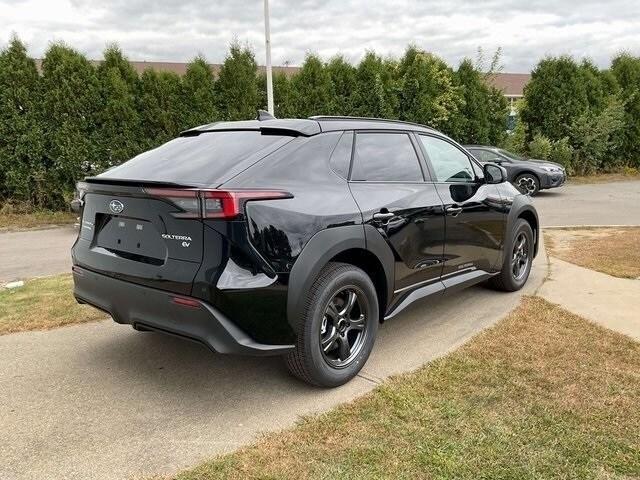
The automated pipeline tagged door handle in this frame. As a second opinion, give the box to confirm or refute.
[372,212,396,221]
[445,205,463,216]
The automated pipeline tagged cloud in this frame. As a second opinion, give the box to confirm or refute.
[1,0,638,72]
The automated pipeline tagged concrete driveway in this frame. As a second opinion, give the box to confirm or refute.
[0,226,76,283]
[1,253,546,480]
[533,179,640,226]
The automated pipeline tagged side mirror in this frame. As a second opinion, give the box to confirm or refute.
[483,163,507,184]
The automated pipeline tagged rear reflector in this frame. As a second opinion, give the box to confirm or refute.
[171,296,201,308]
[144,188,291,220]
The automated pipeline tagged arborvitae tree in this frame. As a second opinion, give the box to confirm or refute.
[216,42,258,120]
[352,52,397,118]
[325,55,356,115]
[449,59,490,143]
[291,54,333,117]
[96,45,141,170]
[0,36,43,205]
[256,70,296,118]
[611,54,640,167]
[486,85,508,146]
[39,43,101,207]
[398,48,460,131]
[182,55,218,128]
[137,69,184,149]
[579,59,612,113]
[521,56,590,141]
[273,71,296,117]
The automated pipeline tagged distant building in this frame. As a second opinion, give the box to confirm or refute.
[486,73,531,130]
[486,73,530,100]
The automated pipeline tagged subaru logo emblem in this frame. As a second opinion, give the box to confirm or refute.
[109,200,124,214]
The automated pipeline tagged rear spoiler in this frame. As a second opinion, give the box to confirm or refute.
[82,177,192,188]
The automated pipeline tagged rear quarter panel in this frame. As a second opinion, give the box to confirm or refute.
[223,132,363,274]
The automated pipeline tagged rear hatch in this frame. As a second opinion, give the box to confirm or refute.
[72,129,297,295]
[73,181,206,295]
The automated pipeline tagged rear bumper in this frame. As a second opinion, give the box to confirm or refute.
[72,266,294,356]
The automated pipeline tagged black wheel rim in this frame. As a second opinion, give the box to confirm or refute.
[512,232,530,280]
[319,287,367,368]
[516,176,537,195]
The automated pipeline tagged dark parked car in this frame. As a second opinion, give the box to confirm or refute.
[465,145,566,196]
[72,116,539,387]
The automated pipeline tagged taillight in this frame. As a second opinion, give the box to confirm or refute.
[201,190,290,219]
[144,188,291,220]
[144,188,201,218]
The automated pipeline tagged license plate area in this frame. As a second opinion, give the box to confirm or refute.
[95,214,167,264]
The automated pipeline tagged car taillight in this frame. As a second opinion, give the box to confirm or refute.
[144,188,291,220]
[144,188,201,218]
[201,190,290,219]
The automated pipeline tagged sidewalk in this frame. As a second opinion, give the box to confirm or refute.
[537,254,640,341]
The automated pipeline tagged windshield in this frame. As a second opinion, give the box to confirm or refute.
[497,148,526,161]
[98,131,293,186]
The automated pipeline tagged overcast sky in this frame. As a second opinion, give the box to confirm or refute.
[2,0,638,72]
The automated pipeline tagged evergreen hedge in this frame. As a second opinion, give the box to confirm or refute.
[0,35,637,209]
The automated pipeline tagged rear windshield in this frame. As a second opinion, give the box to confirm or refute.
[98,130,292,186]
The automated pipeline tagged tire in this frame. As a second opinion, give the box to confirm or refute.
[285,262,379,387]
[514,173,540,196]
[488,218,534,292]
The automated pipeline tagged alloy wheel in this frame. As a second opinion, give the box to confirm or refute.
[511,232,530,280]
[319,287,368,368]
[516,176,537,195]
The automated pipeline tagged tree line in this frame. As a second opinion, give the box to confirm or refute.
[506,54,640,175]
[0,37,507,210]
[1,35,638,211]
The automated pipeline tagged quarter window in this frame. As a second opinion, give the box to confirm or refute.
[329,131,353,179]
[351,133,423,182]
[420,135,475,183]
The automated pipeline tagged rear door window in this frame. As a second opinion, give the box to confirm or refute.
[350,132,424,182]
[99,131,293,186]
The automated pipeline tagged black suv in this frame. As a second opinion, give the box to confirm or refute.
[72,116,539,387]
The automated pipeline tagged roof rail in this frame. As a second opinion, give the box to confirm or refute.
[309,115,435,131]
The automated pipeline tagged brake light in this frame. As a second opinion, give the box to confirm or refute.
[144,188,200,218]
[201,190,290,219]
[144,188,291,219]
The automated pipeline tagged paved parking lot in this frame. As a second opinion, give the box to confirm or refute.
[533,180,640,226]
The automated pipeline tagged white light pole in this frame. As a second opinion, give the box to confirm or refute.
[263,0,274,115]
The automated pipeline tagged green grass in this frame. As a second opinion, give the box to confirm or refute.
[174,297,640,480]
[0,274,105,334]
[0,210,76,231]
